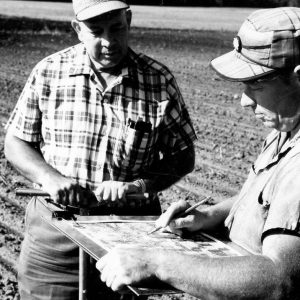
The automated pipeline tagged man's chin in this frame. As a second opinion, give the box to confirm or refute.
[97,60,121,71]
[261,119,276,129]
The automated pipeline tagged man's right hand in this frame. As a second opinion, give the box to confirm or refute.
[156,197,237,235]
[4,133,98,207]
[155,200,208,235]
[40,173,95,207]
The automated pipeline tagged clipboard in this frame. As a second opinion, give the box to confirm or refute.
[16,189,249,298]
[41,213,249,297]
[42,214,180,297]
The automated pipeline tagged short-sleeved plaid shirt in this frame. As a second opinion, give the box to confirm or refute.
[6,44,196,191]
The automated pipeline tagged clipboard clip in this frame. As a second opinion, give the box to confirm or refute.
[50,208,76,220]
[42,199,83,227]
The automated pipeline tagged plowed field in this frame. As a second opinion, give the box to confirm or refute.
[0,16,268,299]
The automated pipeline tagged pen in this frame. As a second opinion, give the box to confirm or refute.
[148,196,211,235]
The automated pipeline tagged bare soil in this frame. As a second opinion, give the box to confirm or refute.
[0,16,268,300]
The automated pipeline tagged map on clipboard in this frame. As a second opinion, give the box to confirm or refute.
[74,220,242,257]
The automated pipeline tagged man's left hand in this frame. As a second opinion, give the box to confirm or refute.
[95,181,139,202]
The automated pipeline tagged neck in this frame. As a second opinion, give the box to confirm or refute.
[91,62,122,91]
[92,62,121,75]
[290,120,300,139]
[90,54,128,75]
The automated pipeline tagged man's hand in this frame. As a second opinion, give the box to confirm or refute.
[96,246,156,291]
[95,181,140,202]
[40,172,95,207]
[4,133,97,207]
[156,197,238,235]
[156,200,208,235]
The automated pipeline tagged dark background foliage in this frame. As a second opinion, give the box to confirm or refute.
[27,0,300,7]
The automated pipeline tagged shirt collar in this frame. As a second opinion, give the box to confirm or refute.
[69,43,92,76]
[253,129,300,174]
[69,44,145,87]
[262,128,300,152]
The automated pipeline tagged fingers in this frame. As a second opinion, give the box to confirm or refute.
[96,247,153,292]
[96,252,128,292]
[169,214,195,229]
[69,184,81,206]
[43,179,93,207]
[156,200,190,229]
[47,180,131,208]
[162,225,183,237]
[95,181,128,202]
[96,254,108,273]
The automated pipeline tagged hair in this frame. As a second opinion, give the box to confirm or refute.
[278,69,295,84]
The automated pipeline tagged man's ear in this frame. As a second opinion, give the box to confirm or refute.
[71,19,82,41]
[126,9,132,28]
[293,65,300,87]
[294,65,300,77]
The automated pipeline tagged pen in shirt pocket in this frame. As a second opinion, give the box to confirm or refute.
[127,117,152,133]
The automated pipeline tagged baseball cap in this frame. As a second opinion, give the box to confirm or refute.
[73,0,129,21]
[210,7,300,82]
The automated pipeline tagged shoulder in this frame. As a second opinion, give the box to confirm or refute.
[129,48,175,81]
[34,44,80,71]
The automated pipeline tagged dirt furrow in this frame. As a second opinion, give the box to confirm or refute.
[0,223,22,273]
[0,197,25,236]
[0,255,17,275]
[195,158,248,179]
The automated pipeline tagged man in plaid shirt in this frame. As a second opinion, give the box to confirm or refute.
[4,0,196,299]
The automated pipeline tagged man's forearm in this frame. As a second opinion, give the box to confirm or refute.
[154,252,281,300]
[4,132,59,186]
[143,173,182,194]
[199,196,237,230]
[142,146,195,193]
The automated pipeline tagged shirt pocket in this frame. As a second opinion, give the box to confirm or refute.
[113,123,156,171]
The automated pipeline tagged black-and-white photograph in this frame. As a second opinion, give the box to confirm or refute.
[1,0,300,299]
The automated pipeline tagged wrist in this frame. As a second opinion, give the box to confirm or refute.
[39,168,64,191]
[132,179,146,193]
[154,250,178,283]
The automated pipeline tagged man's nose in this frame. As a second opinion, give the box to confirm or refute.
[240,92,256,108]
[100,30,114,47]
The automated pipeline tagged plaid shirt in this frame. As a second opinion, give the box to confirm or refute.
[7,44,196,191]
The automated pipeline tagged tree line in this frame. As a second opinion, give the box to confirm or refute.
[34,0,300,6]
[128,0,300,6]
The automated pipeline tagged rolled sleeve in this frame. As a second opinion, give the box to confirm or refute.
[6,67,42,142]
[262,156,300,240]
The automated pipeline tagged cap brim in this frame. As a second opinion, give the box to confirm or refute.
[210,50,276,82]
[77,1,129,21]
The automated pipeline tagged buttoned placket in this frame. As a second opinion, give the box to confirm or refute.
[89,69,128,181]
